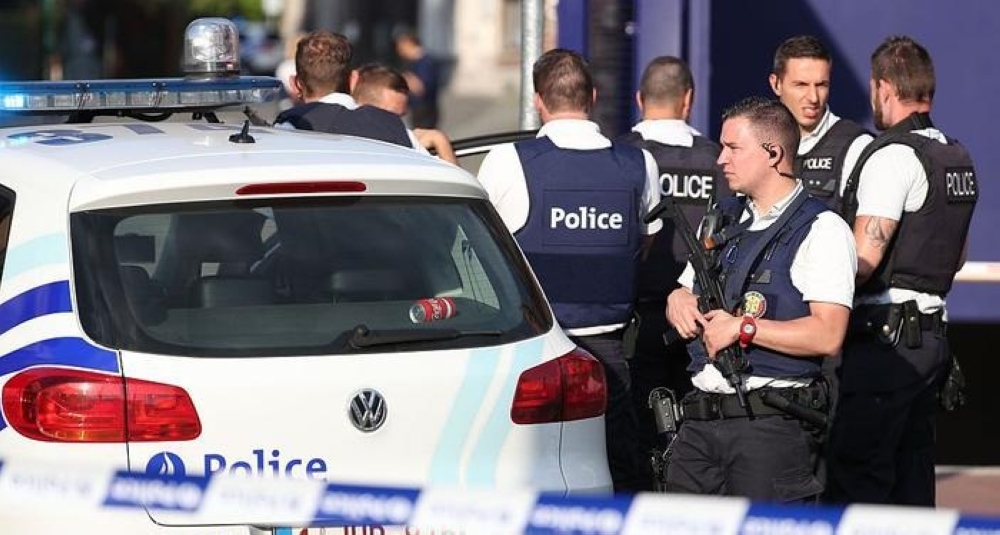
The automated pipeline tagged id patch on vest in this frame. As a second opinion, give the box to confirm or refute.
[945,166,978,202]
[803,173,838,197]
[740,290,767,318]
[543,189,633,246]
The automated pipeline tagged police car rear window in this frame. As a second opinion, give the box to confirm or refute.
[71,196,551,357]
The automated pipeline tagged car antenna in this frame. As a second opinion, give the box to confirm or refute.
[228,120,256,144]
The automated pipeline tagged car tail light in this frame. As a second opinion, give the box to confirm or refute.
[2,368,201,442]
[510,348,607,424]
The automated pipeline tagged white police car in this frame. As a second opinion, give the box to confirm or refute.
[0,18,611,534]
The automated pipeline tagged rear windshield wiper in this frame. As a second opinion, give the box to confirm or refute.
[347,324,503,349]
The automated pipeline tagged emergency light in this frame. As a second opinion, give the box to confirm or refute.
[0,77,281,113]
[0,17,279,115]
[182,17,242,77]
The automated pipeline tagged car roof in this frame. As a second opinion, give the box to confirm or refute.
[0,121,486,209]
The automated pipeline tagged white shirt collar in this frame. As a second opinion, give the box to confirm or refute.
[317,92,358,109]
[536,119,611,150]
[798,107,841,154]
[631,119,701,148]
[747,180,805,222]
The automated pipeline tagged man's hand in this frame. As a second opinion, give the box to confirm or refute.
[702,309,741,359]
[666,287,704,339]
[414,128,457,164]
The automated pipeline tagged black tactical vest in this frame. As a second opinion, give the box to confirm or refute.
[274,102,412,148]
[618,132,725,300]
[794,118,869,213]
[842,113,978,296]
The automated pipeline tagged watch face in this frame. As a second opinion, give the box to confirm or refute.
[742,322,755,335]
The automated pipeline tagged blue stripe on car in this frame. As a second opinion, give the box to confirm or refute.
[464,337,544,486]
[0,281,72,336]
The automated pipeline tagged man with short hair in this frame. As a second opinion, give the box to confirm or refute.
[826,35,979,507]
[350,63,457,164]
[664,96,856,502]
[477,48,662,493]
[618,56,727,472]
[351,63,411,116]
[770,35,872,213]
[273,31,422,150]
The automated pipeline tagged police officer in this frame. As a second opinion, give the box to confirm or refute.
[826,36,979,507]
[769,35,872,213]
[477,48,662,493]
[350,63,458,164]
[618,56,726,462]
[770,35,875,439]
[665,96,857,502]
[273,31,423,150]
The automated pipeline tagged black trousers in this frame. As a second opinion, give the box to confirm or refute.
[824,328,949,506]
[663,399,823,502]
[572,333,651,493]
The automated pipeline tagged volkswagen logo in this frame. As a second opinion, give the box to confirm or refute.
[349,388,387,432]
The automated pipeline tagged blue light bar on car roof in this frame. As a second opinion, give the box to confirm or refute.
[0,76,281,113]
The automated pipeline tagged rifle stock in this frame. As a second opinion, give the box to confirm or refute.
[646,197,750,408]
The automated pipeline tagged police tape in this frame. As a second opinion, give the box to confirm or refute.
[1,459,1000,534]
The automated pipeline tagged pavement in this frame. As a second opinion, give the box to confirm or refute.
[937,467,1000,516]
[437,86,522,140]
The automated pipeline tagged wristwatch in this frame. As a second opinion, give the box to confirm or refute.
[739,314,757,348]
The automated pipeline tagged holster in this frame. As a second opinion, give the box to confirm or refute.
[648,387,681,434]
[849,301,943,350]
[622,312,641,360]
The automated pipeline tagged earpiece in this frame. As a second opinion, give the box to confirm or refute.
[761,143,778,159]
[761,142,795,179]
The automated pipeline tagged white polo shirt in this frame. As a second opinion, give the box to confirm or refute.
[678,181,857,393]
[854,128,948,315]
[630,118,702,148]
[799,108,873,196]
[476,119,663,336]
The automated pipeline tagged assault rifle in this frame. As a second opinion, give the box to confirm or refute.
[644,196,750,408]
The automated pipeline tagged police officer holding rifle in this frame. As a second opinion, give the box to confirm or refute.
[656,96,857,502]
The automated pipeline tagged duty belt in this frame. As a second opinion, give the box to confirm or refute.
[680,387,822,421]
[849,301,946,347]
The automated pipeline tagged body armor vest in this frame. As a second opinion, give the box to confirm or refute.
[618,132,725,300]
[514,136,646,329]
[842,113,978,296]
[275,102,412,148]
[794,118,868,213]
[688,191,828,379]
